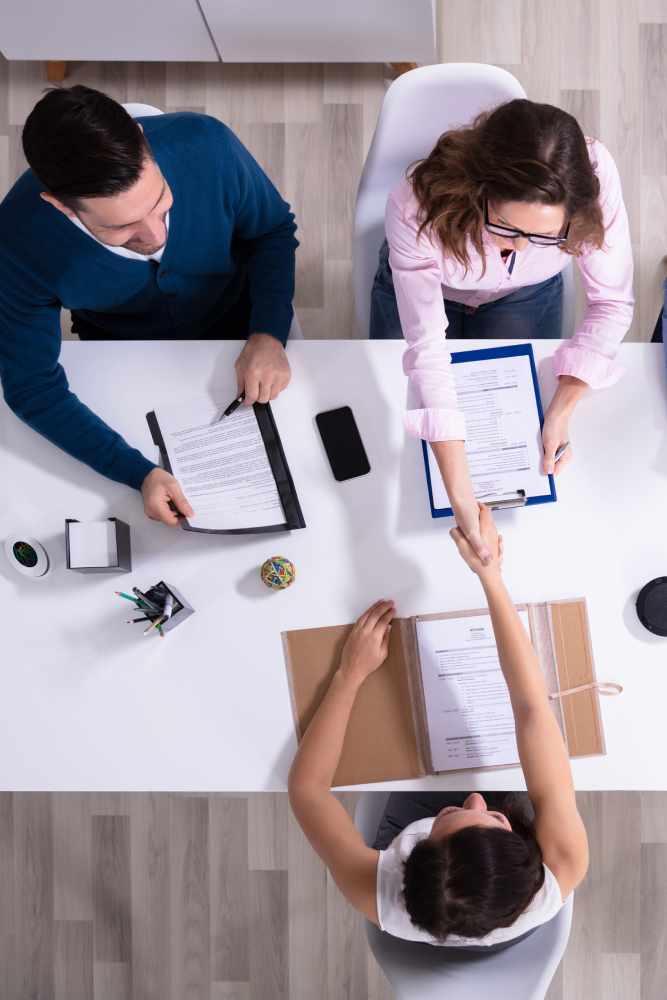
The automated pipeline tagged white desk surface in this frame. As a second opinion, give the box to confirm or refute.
[1,340,665,792]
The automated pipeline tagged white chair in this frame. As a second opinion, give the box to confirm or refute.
[352,63,575,339]
[355,793,573,1000]
[122,102,304,339]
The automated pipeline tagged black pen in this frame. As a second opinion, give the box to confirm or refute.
[216,392,245,422]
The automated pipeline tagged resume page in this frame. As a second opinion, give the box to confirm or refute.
[427,352,550,508]
[415,613,528,771]
[153,397,284,530]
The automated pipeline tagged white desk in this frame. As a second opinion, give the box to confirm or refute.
[1,340,666,791]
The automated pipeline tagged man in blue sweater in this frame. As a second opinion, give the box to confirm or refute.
[0,86,298,525]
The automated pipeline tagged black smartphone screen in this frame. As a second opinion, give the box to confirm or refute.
[315,406,370,482]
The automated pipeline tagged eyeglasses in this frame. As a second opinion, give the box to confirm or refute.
[484,200,570,247]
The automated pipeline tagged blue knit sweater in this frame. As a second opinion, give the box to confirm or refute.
[0,112,298,489]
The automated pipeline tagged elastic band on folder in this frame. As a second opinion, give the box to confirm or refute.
[549,681,623,700]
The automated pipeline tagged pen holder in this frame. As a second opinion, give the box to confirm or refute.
[141,581,194,635]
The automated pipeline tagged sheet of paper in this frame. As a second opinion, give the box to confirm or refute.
[415,612,529,771]
[68,521,117,568]
[427,352,551,509]
[153,397,284,531]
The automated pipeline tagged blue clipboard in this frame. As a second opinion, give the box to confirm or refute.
[422,343,557,519]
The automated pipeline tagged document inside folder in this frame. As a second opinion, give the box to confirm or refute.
[426,348,552,510]
[152,396,285,531]
[415,611,527,771]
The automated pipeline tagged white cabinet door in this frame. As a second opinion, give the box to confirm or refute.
[0,0,219,61]
[199,0,436,63]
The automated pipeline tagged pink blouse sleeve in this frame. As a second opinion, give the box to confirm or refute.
[385,185,466,442]
[553,141,634,388]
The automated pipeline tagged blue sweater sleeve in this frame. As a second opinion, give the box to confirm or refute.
[223,127,299,344]
[0,251,156,490]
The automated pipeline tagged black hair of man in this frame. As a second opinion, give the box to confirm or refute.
[22,85,150,208]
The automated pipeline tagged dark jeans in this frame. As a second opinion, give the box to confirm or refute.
[370,239,563,340]
[650,278,667,343]
[373,791,538,954]
[72,276,253,341]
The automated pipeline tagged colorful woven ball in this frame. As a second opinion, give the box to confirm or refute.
[260,556,296,590]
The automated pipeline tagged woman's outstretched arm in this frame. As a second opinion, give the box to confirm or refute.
[451,505,589,898]
[287,600,395,922]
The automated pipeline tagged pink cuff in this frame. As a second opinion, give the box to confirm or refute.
[552,342,625,390]
[404,407,467,442]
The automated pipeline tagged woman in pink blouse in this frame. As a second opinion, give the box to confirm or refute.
[370,99,633,561]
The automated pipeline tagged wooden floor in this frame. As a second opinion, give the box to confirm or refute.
[2,2,667,998]
[0,792,666,1000]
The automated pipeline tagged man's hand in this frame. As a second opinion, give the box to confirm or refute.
[235,333,291,405]
[141,468,194,527]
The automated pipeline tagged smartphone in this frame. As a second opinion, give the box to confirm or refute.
[315,406,370,482]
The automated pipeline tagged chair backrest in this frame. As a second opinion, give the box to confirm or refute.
[352,63,575,339]
[122,102,164,118]
[354,793,573,1000]
[352,64,526,338]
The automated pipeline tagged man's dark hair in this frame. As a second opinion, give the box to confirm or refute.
[22,85,150,206]
[402,797,545,941]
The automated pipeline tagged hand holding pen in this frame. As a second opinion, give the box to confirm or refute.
[554,441,571,464]
[541,438,571,477]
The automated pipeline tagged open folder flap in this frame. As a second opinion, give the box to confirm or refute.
[412,600,605,774]
[282,619,426,787]
[530,598,606,758]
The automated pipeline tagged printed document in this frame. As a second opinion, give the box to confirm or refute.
[427,352,550,508]
[153,397,284,530]
[415,612,529,770]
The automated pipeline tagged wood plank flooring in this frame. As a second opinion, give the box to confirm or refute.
[0,792,666,999]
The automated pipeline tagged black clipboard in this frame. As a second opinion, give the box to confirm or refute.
[146,403,306,534]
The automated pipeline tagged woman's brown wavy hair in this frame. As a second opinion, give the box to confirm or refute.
[410,99,605,275]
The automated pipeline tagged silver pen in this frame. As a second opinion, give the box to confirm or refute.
[554,441,571,463]
[162,593,175,620]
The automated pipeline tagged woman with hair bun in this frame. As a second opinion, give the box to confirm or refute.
[371,99,633,563]
[288,506,589,951]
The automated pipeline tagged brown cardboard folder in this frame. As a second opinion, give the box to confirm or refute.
[282,598,605,787]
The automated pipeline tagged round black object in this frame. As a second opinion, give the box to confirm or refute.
[636,578,667,636]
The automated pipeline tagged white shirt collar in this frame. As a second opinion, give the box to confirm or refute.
[67,211,169,262]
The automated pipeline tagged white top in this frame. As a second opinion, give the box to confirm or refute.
[376,817,565,947]
[68,211,169,262]
[0,341,663,790]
